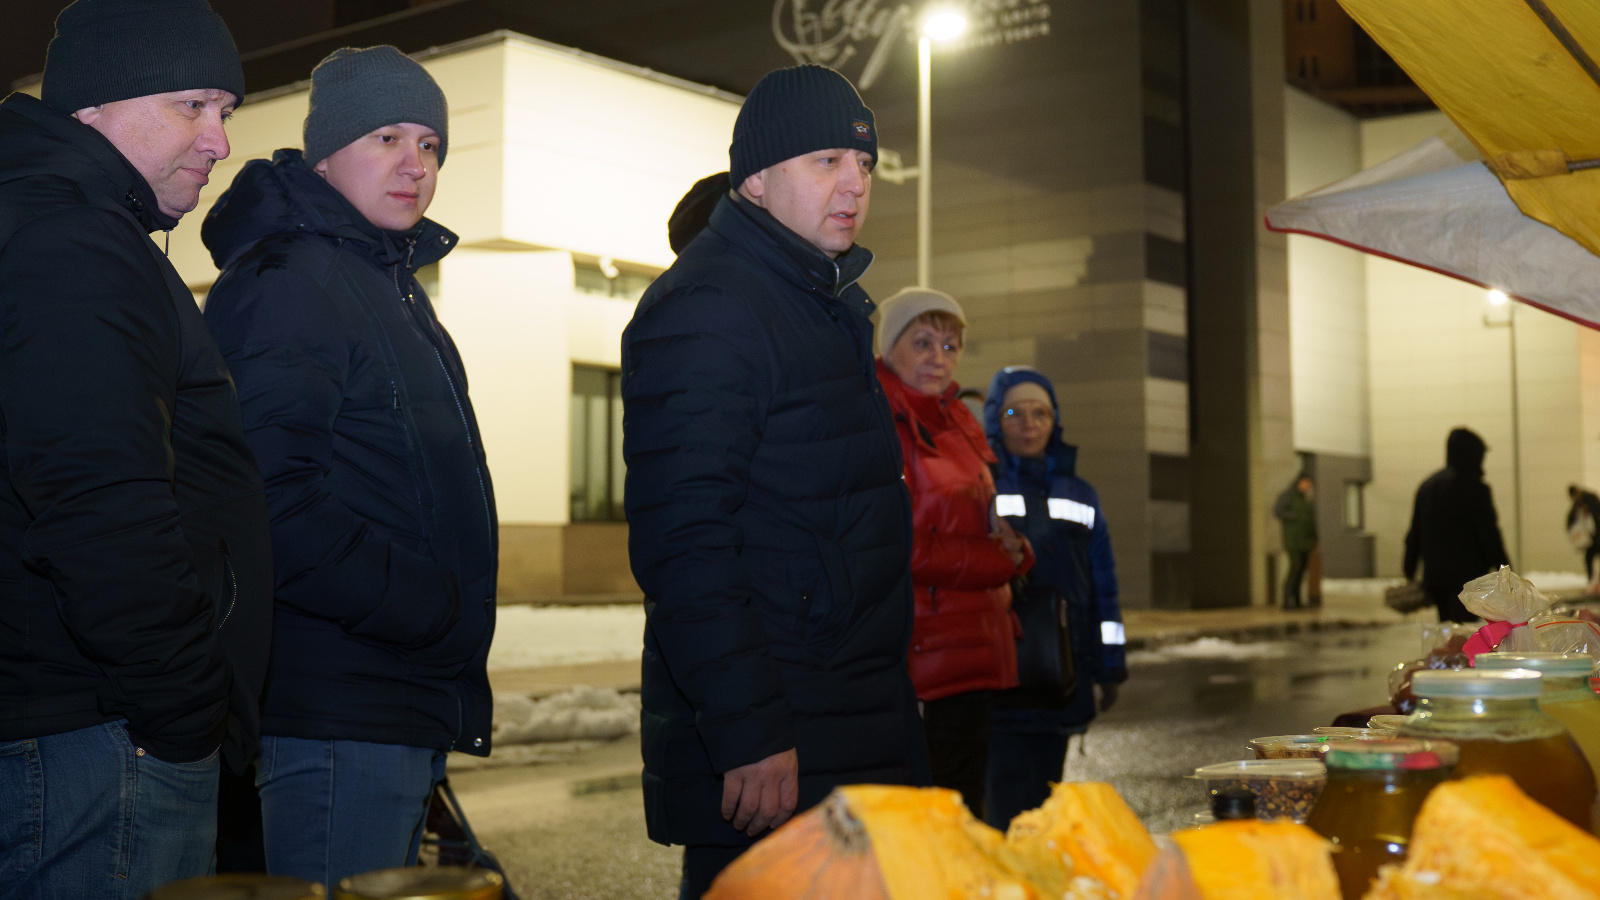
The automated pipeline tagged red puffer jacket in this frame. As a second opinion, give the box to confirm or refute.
[877,359,1030,701]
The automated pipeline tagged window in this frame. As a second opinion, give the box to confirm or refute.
[1344,481,1365,531]
[570,365,625,522]
[574,260,655,301]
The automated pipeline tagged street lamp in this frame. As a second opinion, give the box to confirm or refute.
[916,8,967,287]
[1483,289,1523,564]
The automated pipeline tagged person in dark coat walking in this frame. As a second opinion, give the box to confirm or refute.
[0,1,273,894]
[1404,428,1511,623]
[1274,475,1318,609]
[1566,485,1600,587]
[200,47,497,885]
[623,65,927,899]
[980,367,1127,829]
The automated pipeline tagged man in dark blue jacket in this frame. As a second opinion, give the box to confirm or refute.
[623,65,926,898]
[0,1,273,894]
[200,47,496,885]
[981,367,1127,828]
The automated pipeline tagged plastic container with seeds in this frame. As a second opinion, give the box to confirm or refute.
[1312,726,1387,739]
[1247,733,1355,759]
[141,875,325,900]
[1367,714,1405,735]
[333,869,502,900]
[1190,759,1326,822]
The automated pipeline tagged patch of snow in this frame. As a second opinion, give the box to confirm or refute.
[1525,571,1589,592]
[487,604,645,670]
[1130,637,1290,664]
[492,686,641,745]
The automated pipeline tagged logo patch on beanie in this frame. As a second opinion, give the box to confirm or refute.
[852,120,873,141]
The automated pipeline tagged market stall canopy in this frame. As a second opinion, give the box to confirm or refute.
[1334,0,1600,261]
[1265,130,1600,327]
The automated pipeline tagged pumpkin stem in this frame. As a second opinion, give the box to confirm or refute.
[821,791,873,855]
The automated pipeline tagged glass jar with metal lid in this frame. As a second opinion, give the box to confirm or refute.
[1399,668,1596,832]
[141,874,325,900]
[1305,740,1457,900]
[1477,651,1600,790]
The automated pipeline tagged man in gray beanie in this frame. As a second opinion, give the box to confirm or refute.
[200,46,495,886]
[623,64,927,898]
[0,0,273,894]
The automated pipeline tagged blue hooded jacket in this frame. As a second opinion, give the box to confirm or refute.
[984,367,1126,730]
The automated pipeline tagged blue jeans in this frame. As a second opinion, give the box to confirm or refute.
[0,721,220,900]
[256,737,445,886]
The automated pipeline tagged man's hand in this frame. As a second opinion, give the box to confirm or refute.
[721,748,799,837]
[1096,682,1120,712]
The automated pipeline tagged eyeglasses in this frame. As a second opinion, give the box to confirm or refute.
[1002,408,1053,425]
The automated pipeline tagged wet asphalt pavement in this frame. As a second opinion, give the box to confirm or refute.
[459,622,1423,899]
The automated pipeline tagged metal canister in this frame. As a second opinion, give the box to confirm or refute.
[141,874,326,900]
[332,868,503,900]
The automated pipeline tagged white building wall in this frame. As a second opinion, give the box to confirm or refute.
[1283,87,1369,459]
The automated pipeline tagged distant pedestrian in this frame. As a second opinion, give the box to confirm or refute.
[1566,484,1600,588]
[876,288,1032,818]
[201,46,498,885]
[1274,475,1318,609]
[981,366,1126,829]
[0,0,273,893]
[1403,428,1511,623]
[622,65,927,899]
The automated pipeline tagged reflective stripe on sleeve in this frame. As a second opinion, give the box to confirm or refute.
[995,494,1026,517]
[1101,621,1126,645]
[1048,497,1095,528]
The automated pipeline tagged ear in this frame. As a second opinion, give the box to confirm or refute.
[312,155,330,178]
[72,105,104,126]
[738,170,766,206]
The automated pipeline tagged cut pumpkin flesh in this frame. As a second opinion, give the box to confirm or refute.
[1170,819,1341,900]
[1006,781,1158,898]
[1360,775,1600,900]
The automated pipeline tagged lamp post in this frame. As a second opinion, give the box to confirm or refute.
[1484,289,1523,564]
[916,9,967,288]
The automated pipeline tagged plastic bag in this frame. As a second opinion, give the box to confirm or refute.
[1513,607,1600,659]
[1388,623,1474,713]
[1458,566,1549,624]
[1129,837,1204,900]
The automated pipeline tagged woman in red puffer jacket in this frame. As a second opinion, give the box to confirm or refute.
[875,287,1032,817]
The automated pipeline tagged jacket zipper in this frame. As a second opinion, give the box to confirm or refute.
[394,241,496,559]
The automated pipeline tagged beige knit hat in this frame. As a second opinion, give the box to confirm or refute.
[875,287,967,356]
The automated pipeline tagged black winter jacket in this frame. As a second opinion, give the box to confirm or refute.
[1404,429,1511,607]
[623,194,927,847]
[0,93,273,769]
[201,150,497,756]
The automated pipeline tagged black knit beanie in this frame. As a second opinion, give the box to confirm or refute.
[42,0,244,113]
[303,46,449,168]
[729,65,876,186]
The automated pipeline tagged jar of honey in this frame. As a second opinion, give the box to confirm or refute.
[1306,740,1457,900]
[1477,652,1600,802]
[1399,668,1597,833]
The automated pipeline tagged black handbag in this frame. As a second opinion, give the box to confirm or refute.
[1010,580,1077,698]
[421,776,523,900]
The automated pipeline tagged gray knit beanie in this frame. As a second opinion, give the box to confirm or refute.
[875,287,967,356]
[303,46,449,167]
[43,0,245,113]
[730,65,875,186]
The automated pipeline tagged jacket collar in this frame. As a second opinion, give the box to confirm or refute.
[709,190,876,317]
[0,92,177,234]
[201,148,456,272]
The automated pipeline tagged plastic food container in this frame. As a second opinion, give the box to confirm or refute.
[1191,759,1327,822]
[1367,714,1406,734]
[1312,726,1387,739]
[1248,733,1355,759]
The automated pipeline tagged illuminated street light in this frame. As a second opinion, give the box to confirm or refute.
[915,8,968,287]
[1483,289,1522,563]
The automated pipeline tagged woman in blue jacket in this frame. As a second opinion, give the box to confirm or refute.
[982,366,1127,828]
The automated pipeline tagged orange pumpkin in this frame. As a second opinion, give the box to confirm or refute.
[705,785,1054,900]
[1006,781,1158,897]
[1169,819,1341,900]
[1361,775,1600,900]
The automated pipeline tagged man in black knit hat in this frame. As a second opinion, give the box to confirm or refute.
[0,0,272,894]
[623,65,928,897]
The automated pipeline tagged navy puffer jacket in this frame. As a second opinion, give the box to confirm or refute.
[623,193,928,847]
[200,150,497,756]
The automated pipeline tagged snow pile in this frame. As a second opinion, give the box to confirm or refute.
[492,686,641,745]
[1129,637,1290,664]
[487,604,645,670]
